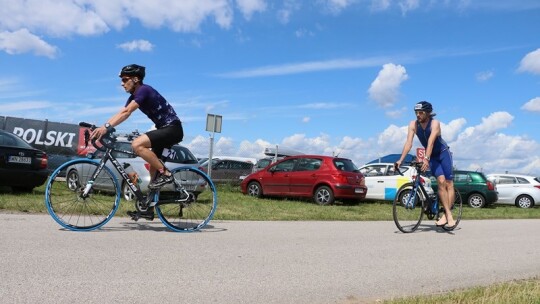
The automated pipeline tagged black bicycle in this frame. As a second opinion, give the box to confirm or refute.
[392,161,462,233]
[44,122,217,232]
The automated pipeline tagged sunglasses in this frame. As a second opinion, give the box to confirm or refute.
[121,77,132,83]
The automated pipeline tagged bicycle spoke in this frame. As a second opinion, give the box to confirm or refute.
[156,167,217,232]
[45,159,120,231]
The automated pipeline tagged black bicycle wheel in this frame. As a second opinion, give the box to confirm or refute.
[443,187,463,231]
[393,182,424,233]
[155,167,217,232]
[45,159,121,231]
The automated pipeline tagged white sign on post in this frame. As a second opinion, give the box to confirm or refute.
[206,114,222,178]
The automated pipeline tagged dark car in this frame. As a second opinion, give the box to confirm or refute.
[431,170,498,208]
[0,129,48,192]
[240,155,367,205]
[202,158,254,184]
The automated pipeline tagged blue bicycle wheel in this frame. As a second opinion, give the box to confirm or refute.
[155,166,217,232]
[45,159,121,231]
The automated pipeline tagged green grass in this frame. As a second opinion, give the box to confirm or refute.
[380,277,540,304]
[2,184,539,303]
[2,184,540,221]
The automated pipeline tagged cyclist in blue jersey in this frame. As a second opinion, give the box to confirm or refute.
[396,101,456,229]
[91,64,183,219]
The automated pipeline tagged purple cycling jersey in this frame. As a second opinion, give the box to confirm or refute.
[125,84,180,129]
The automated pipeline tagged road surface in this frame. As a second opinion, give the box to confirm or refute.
[1,213,539,303]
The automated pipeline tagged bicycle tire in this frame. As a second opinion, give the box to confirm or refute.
[442,187,463,231]
[393,182,424,233]
[45,159,121,231]
[155,167,217,232]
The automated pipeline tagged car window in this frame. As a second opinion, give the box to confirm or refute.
[516,177,530,184]
[215,161,229,170]
[498,176,516,184]
[272,159,297,172]
[454,173,471,183]
[296,158,322,171]
[333,159,358,173]
[361,165,385,176]
[166,146,198,164]
[0,131,33,149]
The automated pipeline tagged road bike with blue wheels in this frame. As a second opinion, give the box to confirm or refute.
[44,122,217,232]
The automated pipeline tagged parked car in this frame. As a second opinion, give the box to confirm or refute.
[240,155,367,205]
[486,174,540,208]
[65,137,200,201]
[359,162,434,201]
[430,170,497,208]
[201,157,255,184]
[0,129,48,192]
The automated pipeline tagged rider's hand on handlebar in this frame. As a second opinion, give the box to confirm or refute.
[421,158,429,172]
[90,126,107,140]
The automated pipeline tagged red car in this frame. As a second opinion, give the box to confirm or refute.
[240,155,367,205]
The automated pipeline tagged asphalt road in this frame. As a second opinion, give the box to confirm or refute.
[1,213,539,304]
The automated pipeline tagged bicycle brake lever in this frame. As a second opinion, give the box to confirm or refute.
[84,129,90,148]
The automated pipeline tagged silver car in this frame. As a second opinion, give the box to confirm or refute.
[486,174,540,208]
[66,139,200,201]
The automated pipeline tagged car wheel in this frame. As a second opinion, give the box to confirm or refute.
[398,189,412,206]
[247,181,263,198]
[66,170,80,191]
[467,193,485,208]
[122,182,136,201]
[313,186,334,206]
[515,194,534,208]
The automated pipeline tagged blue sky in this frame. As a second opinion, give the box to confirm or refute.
[1,0,540,174]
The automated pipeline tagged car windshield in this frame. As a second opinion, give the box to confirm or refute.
[166,146,198,164]
[333,159,359,173]
[0,131,34,149]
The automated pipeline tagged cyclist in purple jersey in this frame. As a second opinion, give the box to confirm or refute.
[396,101,457,229]
[91,64,184,220]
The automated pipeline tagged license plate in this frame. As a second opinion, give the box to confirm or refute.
[8,156,31,164]
[355,188,364,194]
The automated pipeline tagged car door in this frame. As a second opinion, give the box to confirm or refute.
[263,158,297,195]
[454,172,473,199]
[287,157,322,196]
[360,164,389,200]
[492,175,517,203]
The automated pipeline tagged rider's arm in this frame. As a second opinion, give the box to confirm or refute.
[91,101,139,139]
[424,119,441,160]
[396,120,417,166]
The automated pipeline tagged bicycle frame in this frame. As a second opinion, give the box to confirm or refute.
[81,146,145,202]
[398,162,437,215]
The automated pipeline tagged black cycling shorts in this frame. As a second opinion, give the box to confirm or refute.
[146,121,184,158]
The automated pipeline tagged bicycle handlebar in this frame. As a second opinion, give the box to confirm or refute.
[79,121,117,152]
[394,160,423,176]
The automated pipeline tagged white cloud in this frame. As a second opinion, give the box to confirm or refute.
[319,0,356,14]
[236,0,267,20]
[277,0,301,24]
[518,48,540,75]
[117,39,154,52]
[302,117,311,123]
[368,63,409,108]
[521,97,540,112]
[398,0,420,15]
[476,70,494,82]
[216,56,391,78]
[0,29,58,58]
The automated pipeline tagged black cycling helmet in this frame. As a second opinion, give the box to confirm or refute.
[414,101,433,112]
[119,64,145,80]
